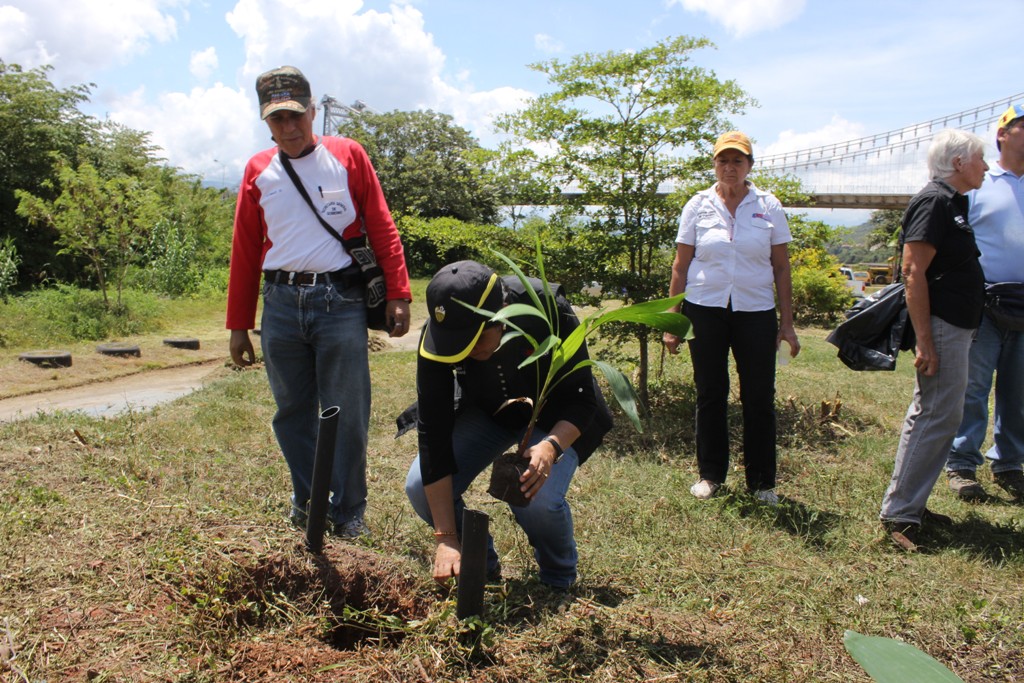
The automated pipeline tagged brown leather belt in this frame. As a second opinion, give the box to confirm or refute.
[263,266,361,288]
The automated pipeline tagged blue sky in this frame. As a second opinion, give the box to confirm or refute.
[2,0,1020,224]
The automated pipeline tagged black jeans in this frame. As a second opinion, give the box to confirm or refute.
[684,300,778,491]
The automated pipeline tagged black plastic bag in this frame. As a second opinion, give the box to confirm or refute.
[826,282,916,371]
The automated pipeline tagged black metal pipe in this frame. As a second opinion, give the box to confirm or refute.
[305,405,340,554]
[456,508,489,619]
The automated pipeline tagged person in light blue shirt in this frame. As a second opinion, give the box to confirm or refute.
[945,104,1024,502]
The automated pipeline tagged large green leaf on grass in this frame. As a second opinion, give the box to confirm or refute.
[843,630,964,683]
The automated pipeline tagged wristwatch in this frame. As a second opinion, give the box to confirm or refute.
[542,435,564,464]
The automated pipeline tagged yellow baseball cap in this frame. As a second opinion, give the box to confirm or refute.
[713,131,753,157]
[998,104,1024,129]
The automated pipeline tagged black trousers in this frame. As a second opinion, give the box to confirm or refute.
[684,300,778,491]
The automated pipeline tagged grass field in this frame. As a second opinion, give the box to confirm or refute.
[1,288,1022,681]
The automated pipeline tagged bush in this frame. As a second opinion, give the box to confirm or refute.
[130,220,204,296]
[0,236,20,300]
[11,285,164,344]
[791,265,853,326]
[395,215,528,278]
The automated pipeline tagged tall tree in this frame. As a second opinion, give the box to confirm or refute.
[866,208,904,252]
[0,61,95,282]
[16,160,160,307]
[337,109,501,224]
[496,36,751,403]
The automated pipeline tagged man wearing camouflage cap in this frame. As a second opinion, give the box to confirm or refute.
[227,66,412,538]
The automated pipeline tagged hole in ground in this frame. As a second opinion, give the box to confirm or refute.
[185,543,429,651]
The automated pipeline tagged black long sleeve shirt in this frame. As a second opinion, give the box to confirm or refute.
[416,279,611,486]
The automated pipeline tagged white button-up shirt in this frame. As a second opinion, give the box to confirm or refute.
[676,181,792,311]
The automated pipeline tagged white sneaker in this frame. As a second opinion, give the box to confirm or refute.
[690,480,720,500]
[754,489,779,505]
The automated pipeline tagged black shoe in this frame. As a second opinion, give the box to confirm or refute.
[882,521,920,552]
[487,562,503,583]
[921,508,954,527]
[994,470,1024,501]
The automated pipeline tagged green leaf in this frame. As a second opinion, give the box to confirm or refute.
[585,359,643,431]
[518,334,561,370]
[490,302,548,324]
[843,630,964,683]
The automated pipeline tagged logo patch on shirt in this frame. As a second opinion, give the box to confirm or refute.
[322,201,348,217]
[752,212,768,220]
[954,214,972,232]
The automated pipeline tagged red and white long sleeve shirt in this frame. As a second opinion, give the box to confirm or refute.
[226,136,411,330]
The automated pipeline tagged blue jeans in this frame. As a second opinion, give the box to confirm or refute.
[881,316,974,524]
[404,406,579,588]
[261,279,370,525]
[946,314,1024,474]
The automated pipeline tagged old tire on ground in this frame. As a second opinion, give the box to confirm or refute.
[96,342,141,358]
[163,337,200,350]
[18,350,73,368]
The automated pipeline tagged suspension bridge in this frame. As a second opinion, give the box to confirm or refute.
[758,92,1023,209]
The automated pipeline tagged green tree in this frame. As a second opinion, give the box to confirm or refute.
[0,61,95,283]
[338,109,501,224]
[16,160,160,308]
[496,36,750,403]
[866,208,903,251]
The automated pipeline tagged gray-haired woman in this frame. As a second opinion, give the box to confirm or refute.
[879,128,989,550]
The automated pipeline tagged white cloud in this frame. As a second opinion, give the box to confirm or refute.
[108,82,257,183]
[761,114,866,157]
[222,0,533,150]
[88,0,534,181]
[0,0,179,79]
[668,0,805,37]
[534,33,564,54]
[189,47,218,81]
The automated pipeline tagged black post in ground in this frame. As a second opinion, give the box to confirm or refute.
[305,406,340,554]
[457,508,489,619]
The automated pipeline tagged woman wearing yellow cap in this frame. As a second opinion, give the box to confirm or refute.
[663,131,800,505]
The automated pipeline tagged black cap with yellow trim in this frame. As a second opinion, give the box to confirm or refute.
[420,261,504,363]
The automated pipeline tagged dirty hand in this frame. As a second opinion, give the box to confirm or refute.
[520,442,557,500]
[433,538,462,585]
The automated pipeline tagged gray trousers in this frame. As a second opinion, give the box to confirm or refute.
[880,316,975,525]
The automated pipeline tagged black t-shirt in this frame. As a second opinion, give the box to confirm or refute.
[900,179,985,329]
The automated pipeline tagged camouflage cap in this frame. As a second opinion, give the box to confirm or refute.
[256,66,312,120]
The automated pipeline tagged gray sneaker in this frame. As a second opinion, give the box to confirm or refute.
[994,470,1024,501]
[332,518,371,539]
[947,470,987,501]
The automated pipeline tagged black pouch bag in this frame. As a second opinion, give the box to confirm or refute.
[984,282,1024,332]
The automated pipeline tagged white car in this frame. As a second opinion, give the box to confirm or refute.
[839,267,866,298]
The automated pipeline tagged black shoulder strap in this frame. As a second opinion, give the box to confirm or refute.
[278,151,346,244]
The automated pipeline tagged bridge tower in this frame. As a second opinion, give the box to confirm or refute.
[319,95,376,136]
